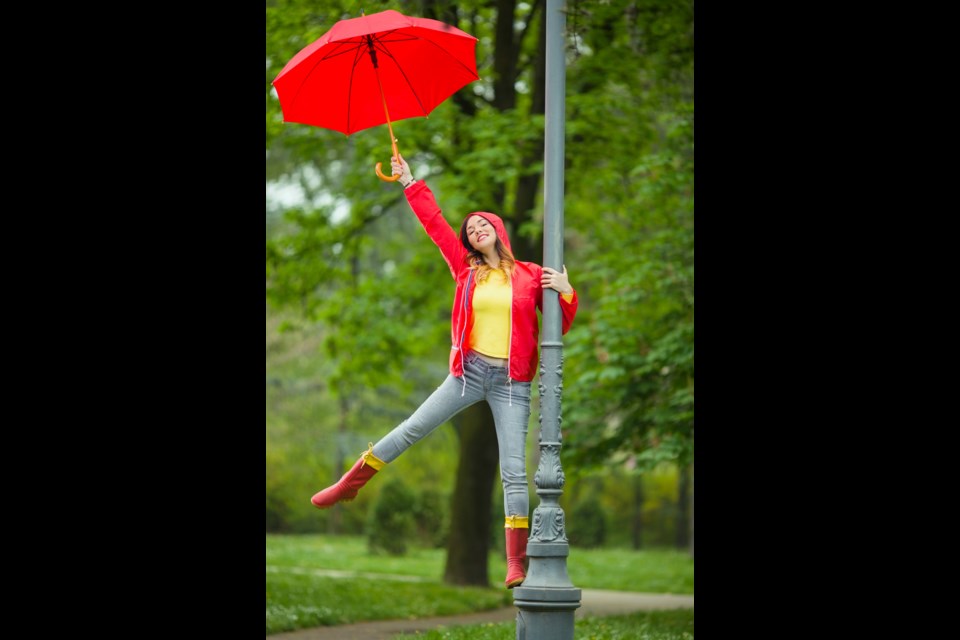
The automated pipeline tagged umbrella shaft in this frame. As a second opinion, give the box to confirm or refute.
[365,35,379,69]
[373,65,399,158]
[365,34,397,157]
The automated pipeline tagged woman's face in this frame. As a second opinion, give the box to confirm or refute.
[465,215,498,252]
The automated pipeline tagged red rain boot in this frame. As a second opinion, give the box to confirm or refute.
[311,443,386,509]
[504,516,529,588]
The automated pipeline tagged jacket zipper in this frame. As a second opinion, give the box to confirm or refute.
[507,270,514,405]
[458,269,474,397]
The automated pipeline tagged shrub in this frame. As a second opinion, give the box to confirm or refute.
[412,488,449,548]
[367,477,417,555]
[569,499,607,548]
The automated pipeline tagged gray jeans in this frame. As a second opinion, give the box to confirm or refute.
[372,351,532,517]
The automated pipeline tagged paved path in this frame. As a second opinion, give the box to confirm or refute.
[267,589,694,639]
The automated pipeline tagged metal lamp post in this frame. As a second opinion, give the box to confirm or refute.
[512,0,581,637]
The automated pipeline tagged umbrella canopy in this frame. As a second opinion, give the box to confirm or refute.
[272,9,479,136]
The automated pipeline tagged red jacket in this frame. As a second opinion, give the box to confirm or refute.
[405,181,578,382]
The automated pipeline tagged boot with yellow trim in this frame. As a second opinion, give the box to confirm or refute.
[504,515,529,588]
[311,443,387,509]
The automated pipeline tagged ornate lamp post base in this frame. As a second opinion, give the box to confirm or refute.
[514,542,581,639]
[513,523,581,638]
[514,587,581,640]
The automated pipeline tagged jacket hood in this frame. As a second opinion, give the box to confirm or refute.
[459,212,512,255]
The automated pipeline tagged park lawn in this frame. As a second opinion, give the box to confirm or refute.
[267,570,512,634]
[567,546,694,594]
[267,532,449,577]
[266,534,694,635]
[397,609,694,639]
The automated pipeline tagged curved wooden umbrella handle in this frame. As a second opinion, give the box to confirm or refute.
[376,162,401,182]
[375,134,402,182]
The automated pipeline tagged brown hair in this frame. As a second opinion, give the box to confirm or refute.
[468,240,516,284]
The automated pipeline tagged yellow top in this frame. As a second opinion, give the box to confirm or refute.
[469,269,576,359]
[470,270,511,358]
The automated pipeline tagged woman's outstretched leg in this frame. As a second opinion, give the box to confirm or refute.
[372,370,483,463]
[312,367,483,509]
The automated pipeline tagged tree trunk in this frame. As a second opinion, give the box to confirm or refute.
[632,473,644,549]
[509,9,547,261]
[493,0,520,112]
[675,463,690,549]
[688,461,694,558]
[444,402,500,585]
[328,391,350,535]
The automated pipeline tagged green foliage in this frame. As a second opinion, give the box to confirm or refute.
[266,311,342,533]
[557,0,694,474]
[560,463,687,549]
[413,487,451,548]
[569,499,607,549]
[367,477,418,555]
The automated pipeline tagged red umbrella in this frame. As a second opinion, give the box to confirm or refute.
[272,9,479,181]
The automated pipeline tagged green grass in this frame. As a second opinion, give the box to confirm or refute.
[266,535,511,634]
[266,534,694,635]
[267,570,511,634]
[567,547,694,593]
[391,609,694,639]
[267,532,448,577]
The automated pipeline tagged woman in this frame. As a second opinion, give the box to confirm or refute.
[311,155,578,589]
